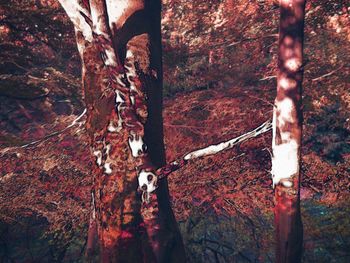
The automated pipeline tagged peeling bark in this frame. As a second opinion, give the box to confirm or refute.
[272,0,306,262]
[59,0,185,262]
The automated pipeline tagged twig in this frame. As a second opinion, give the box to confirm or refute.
[243,93,275,107]
[0,109,86,155]
[27,75,49,81]
[311,65,343,82]
[259,75,276,81]
[22,108,86,148]
[223,198,245,215]
[187,34,278,58]
[229,152,245,161]
[262,147,273,159]
[163,123,207,130]
[216,34,278,49]
[3,61,30,72]
[44,67,80,88]
[309,184,321,193]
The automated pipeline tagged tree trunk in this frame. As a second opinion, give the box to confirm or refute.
[271,0,306,262]
[58,1,186,262]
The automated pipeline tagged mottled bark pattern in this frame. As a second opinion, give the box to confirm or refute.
[272,0,306,262]
[59,0,185,262]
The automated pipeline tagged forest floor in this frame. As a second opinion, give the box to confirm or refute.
[1,0,350,262]
[0,83,349,262]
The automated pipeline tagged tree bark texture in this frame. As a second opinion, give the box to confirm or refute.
[272,0,306,262]
[58,1,186,262]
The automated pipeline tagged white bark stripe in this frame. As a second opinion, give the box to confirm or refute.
[138,170,157,202]
[271,140,299,187]
[125,50,138,93]
[90,1,108,37]
[58,0,92,42]
[105,0,130,29]
[128,132,145,157]
[271,96,299,187]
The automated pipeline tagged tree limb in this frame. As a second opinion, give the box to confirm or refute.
[0,109,86,156]
[311,64,343,82]
[157,120,272,180]
[259,75,277,81]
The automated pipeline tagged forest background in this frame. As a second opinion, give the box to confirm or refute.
[0,0,349,262]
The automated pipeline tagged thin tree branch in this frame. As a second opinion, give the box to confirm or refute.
[157,119,272,180]
[242,93,275,107]
[259,75,277,81]
[21,108,86,148]
[0,109,86,156]
[163,123,208,130]
[226,34,278,47]
[311,64,343,82]
[186,34,278,58]
[183,120,272,160]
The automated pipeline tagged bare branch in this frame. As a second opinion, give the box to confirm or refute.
[242,94,275,107]
[187,34,278,58]
[157,120,272,180]
[226,34,278,47]
[184,120,272,160]
[0,109,86,156]
[21,108,86,148]
[259,75,277,81]
[311,64,343,82]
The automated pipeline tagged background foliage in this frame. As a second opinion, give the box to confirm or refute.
[0,0,349,262]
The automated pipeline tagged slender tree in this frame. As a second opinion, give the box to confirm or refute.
[58,1,186,262]
[271,0,306,262]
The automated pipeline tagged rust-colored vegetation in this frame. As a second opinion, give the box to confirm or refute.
[0,0,349,262]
